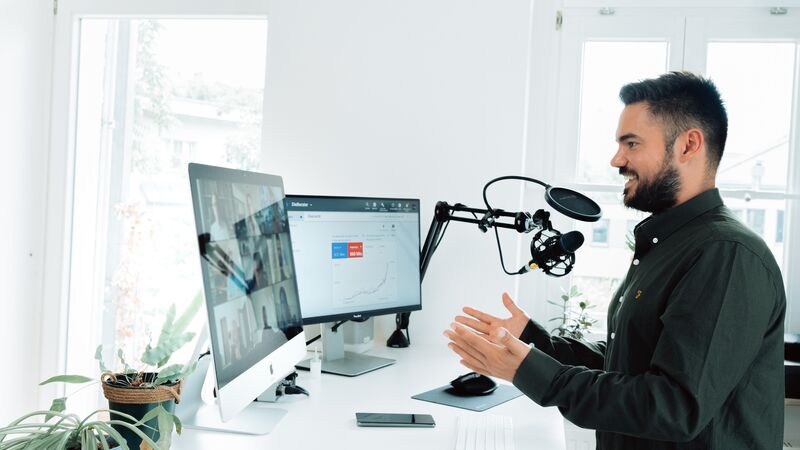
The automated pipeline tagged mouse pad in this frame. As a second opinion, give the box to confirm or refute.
[411,384,523,412]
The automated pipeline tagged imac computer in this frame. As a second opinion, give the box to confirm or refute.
[180,163,306,435]
[286,195,421,376]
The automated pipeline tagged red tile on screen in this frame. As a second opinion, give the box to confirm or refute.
[348,242,364,258]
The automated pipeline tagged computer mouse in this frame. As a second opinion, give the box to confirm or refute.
[446,371,497,396]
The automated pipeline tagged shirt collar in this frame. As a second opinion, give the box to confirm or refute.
[633,188,723,258]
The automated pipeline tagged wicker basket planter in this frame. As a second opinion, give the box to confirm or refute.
[101,373,183,449]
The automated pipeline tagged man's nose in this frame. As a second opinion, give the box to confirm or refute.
[610,147,626,168]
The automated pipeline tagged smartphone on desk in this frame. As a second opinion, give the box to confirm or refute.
[356,412,436,428]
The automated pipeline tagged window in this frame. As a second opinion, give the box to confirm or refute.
[539,7,800,333]
[706,42,794,192]
[577,42,669,185]
[67,17,268,387]
[591,219,610,245]
[554,15,677,329]
[746,209,766,237]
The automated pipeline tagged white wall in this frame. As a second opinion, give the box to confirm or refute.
[262,0,539,348]
[0,0,53,424]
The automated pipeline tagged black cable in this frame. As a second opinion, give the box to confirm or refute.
[481,176,550,276]
[494,226,520,276]
[330,320,348,332]
[433,219,450,252]
[482,176,549,211]
[305,320,348,346]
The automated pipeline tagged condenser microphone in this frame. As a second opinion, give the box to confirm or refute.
[518,230,585,277]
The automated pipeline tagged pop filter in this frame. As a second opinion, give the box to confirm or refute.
[545,186,602,222]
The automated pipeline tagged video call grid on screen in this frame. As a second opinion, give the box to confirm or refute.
[285,195,422,325]
[188,164,303,389]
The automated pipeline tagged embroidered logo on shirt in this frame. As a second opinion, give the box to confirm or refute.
[635,289,642,300]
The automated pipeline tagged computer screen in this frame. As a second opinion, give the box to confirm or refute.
[286,195,422,324]
[189,164,304,393]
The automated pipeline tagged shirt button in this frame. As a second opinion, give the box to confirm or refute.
[611,332,616,339]
[618,296,624,303]
[632,259,640,266]
[652,237,659,244]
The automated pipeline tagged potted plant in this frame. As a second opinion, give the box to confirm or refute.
[0,408,162,450]
[548,285,598,450]
[34,297,201,450]
[548,285,597,339]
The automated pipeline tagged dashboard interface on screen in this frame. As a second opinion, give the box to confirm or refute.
[189,164,303,389]
[286,196,421,324]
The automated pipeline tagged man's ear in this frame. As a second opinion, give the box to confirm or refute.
[678,128,705,163]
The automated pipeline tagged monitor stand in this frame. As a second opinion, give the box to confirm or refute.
[296,322,395,376]
[175,340,287,435]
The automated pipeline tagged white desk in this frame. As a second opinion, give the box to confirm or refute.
[173,345,567,449]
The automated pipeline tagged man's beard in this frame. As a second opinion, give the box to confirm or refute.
[621,159,681,214]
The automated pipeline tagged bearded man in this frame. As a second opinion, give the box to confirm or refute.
[444,72,786,449]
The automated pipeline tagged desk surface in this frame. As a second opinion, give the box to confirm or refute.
[173,344,567,449]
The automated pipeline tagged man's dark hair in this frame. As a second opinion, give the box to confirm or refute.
[619,71,728,172]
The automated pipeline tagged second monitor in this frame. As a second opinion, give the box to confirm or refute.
[286,195,421,376]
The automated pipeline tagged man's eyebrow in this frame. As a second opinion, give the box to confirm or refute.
[616,133,640,143]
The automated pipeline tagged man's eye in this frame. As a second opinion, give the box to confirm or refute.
[627,142,638,149]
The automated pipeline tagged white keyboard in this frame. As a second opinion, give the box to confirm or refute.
[455,414,514,450]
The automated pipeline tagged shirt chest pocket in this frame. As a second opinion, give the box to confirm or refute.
[611,284,663,348]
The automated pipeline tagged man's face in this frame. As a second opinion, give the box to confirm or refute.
[610,102,681,213]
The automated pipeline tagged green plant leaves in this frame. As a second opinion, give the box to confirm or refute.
[171,291,203,336]
[0,409,158,450]
[96,345,108,373]
[549,284,594,340]
[154,364,183,385]
[156,408,173,449]
[135,404,182,448]
[45,398,67,421]
[39,375,94,386]
[141,332,195,369]
[141,303,197,368]
[118,348,132,372]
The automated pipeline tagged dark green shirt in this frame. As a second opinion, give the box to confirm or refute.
[512,188,786,449]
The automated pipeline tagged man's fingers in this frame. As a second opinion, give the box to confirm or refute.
[454,315,491,335]
[444,329,486,362]
[502,292,524,316]
[462,306,500,325]
[452,322,504,355]
[490,326,531,357]
[447,340,486,372]
[460,359,488,376]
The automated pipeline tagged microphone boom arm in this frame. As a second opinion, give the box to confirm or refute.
[388,177,600,349]
[389,200,551,348]
[419,201,553,281]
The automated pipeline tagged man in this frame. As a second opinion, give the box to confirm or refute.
[444,72,786,449]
